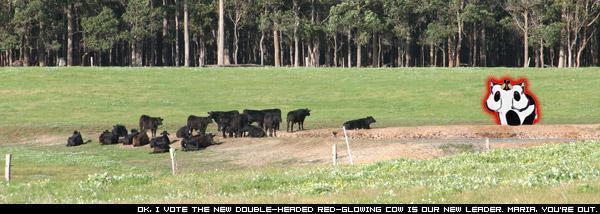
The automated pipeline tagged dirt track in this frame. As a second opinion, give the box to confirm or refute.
[278,124,600,140]
[194,124,600,166]
[18,124,600,167]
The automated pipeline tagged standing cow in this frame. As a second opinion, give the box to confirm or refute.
[208,110,239,132]
[186,115,213,135]
[286,108,311,132]
[243,109,266,128]
[139,115,163,138]
[261,109,282,130]
[264,113,280,137]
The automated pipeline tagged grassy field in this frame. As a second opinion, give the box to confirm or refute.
[0,140,598,203]
[0,67,599,203]
[0,67,599,137]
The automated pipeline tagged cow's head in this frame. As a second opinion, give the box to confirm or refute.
[304,109,311,116]
[367,116,376,123]
[486,80,531,113]
[156,117,164,126]
[161,130,170,136]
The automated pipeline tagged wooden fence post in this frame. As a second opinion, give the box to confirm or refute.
[332,143,337,166]
[5,154,11,182]
[169,148,176,175]
[485,138,490,152]
[342,126,354,165]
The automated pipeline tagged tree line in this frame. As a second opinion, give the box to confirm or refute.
[0,0,598,68]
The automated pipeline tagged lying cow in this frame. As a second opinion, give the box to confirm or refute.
[99,130,118,145]
[150,131,171,153]
[241,125,266,138]
[132,130,150,147]
[187,115,212,135]
[264,113,280,137]
[181,133,216,151]
[176,126,191,139]
[208,110,239,132]
[112,124,128,138]
[120,129,139,145]
[343,116,376,130]
[286,108,311,132]
[139,115,163,138]
[67,131,87,147]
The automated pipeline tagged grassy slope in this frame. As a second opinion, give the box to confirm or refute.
[0,141,598,203]
[1,67,599,203]
[0,67,599,137]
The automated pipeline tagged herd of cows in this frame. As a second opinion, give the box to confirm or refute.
[66,108,377,154]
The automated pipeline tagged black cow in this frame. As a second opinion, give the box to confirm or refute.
[208,110,239,131]
[241,125,266,138]
[181,133,216,151]
[112,124,128,138]
[343,116,376,130]
[139,115,163,138]
[243,109,265,128]
[264,113,280,137]
[261,109,282,130]
[187,115,213,135]
[220,113,249,138]
[176,126,191,138]
[99,130,118,145]
[120,129,139,145]
[132,130,150,147]
[286,108,311,132]
[150,131,171,153]
[67,131,85,147]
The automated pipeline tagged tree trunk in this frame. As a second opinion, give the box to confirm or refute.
[540,39,544,67]
[356,43,361,67]
[372,33,379,67]
[523,11,529,68]
[405,35,411,67]
[217,0,225,65]
[260,32,265,66]
[447,37,454,67]
[273,29,281,67]
[183,0,190,67]
[293,0,300,67]
[280,31,284,66]
[66,3,74,66]
[162,0,169,66]
[558,40,565,68]
[233,23,239,64]
[480,27,486,67]
[333,34,338,67]
[347,32,352,68]
[430,43,435,67]
[174,0,180,66]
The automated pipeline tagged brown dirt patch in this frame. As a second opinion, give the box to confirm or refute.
[7,124,598,168]
[279,124,600,140]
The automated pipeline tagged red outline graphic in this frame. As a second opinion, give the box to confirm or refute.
[482,76,542,125]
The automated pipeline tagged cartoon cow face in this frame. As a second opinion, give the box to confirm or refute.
[484,78,539,126]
